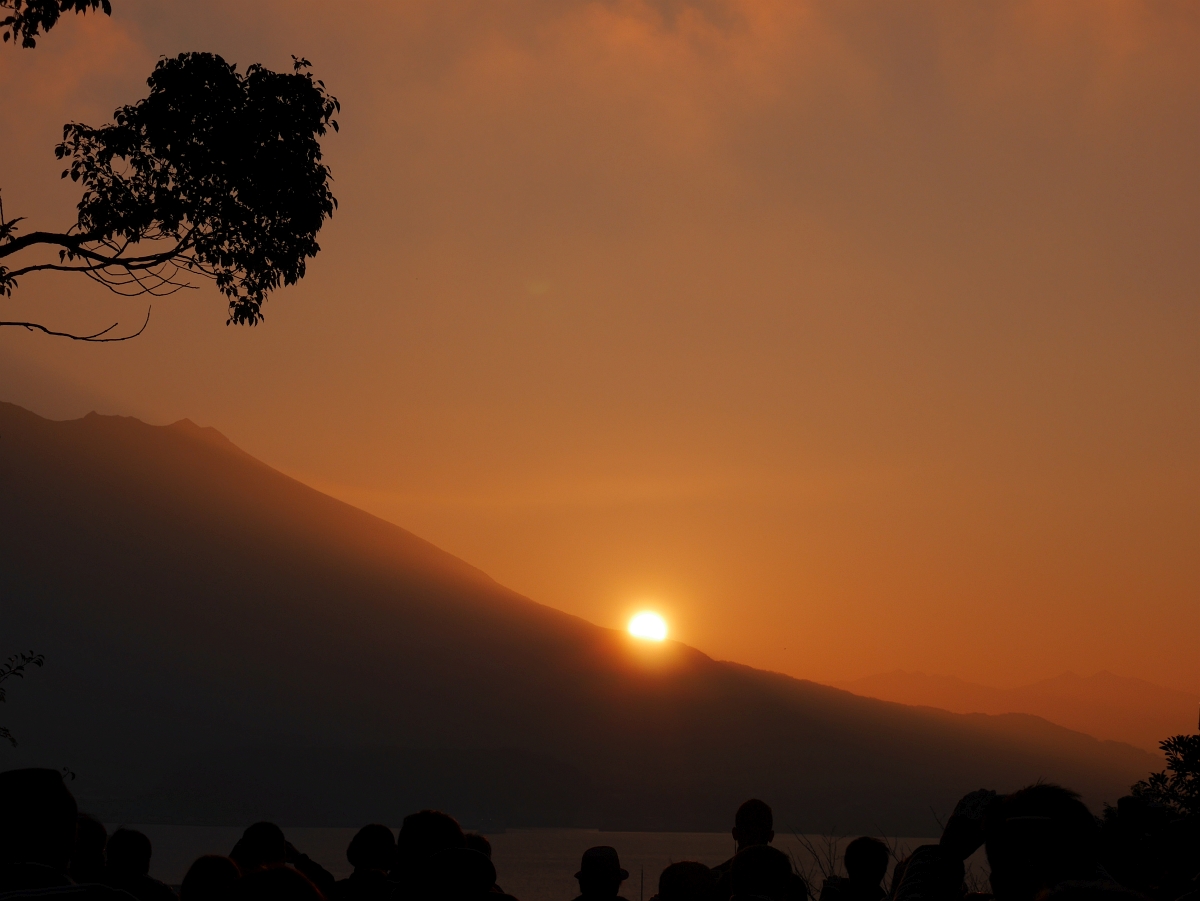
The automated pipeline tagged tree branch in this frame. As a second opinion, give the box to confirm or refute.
[0,229,100,259]
[8,255,189,277]
[0,306,151,342]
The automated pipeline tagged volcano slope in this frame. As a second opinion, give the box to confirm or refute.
[0,403,1155,830]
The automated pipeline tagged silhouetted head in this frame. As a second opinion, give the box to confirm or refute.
[235,865,325,901]
[70,815,108,882]
[730,845,792,901]
[463,833,492,860]
[732,799,774,850]
[107,828,153,878]
[394,810,465,885]
[576,846,629,899]
[430,847,497,901]
[0,768,78,870]
[984,784,1099,901]
[182,855,241,901]
[231,822,288,872]
[843,838,889,887]
[346,825,394,873]
[397,810,464,858]
[658,861,715,901]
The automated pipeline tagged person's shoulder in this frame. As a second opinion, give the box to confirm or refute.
[0,865,75,895]
[142,878,177,901]
[820,876,846,901]
[0,885,140,901]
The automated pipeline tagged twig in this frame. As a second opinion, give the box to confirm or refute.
[0,306,151,342]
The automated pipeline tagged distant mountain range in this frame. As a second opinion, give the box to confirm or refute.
[0,402,1160,832]
[836,671,1199,754]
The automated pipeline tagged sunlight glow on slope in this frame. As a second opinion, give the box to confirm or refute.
[628,611,668,641]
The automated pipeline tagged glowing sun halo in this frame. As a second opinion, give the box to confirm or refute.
[628,611,668,641]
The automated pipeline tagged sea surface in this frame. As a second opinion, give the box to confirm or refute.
[119,826,972,901]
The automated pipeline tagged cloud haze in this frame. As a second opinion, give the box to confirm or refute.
[1,0,1196,691]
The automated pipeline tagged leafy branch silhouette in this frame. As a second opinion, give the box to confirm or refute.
[0,651,45,747]
[1132,733,1200,819]
[1,30,339,339]
[1,0,110,48]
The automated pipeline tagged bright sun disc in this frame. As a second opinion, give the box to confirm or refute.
[628,611,668,641]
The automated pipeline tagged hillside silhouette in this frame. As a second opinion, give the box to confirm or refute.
[0,402,1159,832]
[838,671,1199,754]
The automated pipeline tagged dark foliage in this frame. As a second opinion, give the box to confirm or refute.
[0,652,45,747]
[1,0,109,48]
[1101,794,1198,901]
[1131,734,1200,819]
[1099,733,1200,901]
[0,51,338,329]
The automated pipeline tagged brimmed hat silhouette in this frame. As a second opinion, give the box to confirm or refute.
[576,846,629,881]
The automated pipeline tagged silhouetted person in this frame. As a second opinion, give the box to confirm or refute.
[819,838,889,901]
[181,856,241,901]
[651,862,715,901]
[231,823,287,873]
[463,835,491,861]
[573,846,630,901]
[0,767,133,901]
[844,838,888,896]
[983,784,1103,901]
[430,847,499,901]
[234,866,326,901]
[103,829,176,901]
[230,823,334,897]
[333,825,394,901]
[392,810,466,901]
[1098,793,1194,900]
[0,768,79,891]
[71,816,109,885]
[729,846,803,901]
[893,784,1105,901]
[461,833,516,898]
[713,801,776,899]
[892,788,995,901]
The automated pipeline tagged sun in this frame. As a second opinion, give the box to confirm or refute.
[628,611,668,642]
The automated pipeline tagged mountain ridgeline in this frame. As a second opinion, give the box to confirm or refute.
[0,403,1157,832]
[836,671,1200,754]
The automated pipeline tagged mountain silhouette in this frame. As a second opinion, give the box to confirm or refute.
[0,402,1158,832]
[837,670,1199,754]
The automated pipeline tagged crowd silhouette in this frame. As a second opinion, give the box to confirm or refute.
[0,768,1196,901]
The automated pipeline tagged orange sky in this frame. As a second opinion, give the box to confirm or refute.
[1,0,1196,692]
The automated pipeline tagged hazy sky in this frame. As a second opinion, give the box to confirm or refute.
[2,0,1196,690]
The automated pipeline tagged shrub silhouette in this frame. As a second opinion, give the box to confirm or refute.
[1131,733,1200,819]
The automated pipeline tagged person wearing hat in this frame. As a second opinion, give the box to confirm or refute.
[573,846,631,901]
